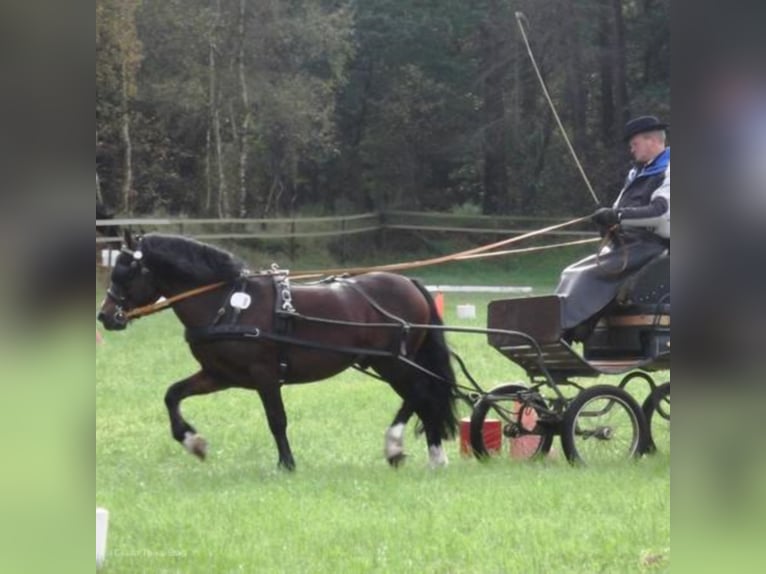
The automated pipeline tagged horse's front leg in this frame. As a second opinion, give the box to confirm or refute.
[256,384,295,471]
[164,370,226,460]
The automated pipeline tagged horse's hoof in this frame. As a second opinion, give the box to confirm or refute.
[278,459,296,472]
[183,432,208,460]
[387,453,407,468]
[427,445,448,469]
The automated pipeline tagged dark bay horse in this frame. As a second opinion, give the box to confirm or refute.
[97,232,458,470]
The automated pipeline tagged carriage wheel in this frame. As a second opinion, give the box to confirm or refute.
[642,382,670,454]
[561,385,648,465]
[470,384,554,460]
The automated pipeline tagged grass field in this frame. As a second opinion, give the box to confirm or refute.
[96,281,669,573]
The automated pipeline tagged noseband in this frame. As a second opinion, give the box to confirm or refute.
[104,286,129,327]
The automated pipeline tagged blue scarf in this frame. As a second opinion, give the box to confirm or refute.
[634,147,670,179]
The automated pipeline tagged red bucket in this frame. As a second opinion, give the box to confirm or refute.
[459,417,501,456]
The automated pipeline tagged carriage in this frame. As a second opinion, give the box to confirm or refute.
[469,248,670,464]
[98,231,669,469]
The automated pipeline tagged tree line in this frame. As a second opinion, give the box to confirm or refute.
[96,0,669,219]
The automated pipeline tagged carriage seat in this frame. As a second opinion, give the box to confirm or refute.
[584,250,670,363]
[616,249,669,308]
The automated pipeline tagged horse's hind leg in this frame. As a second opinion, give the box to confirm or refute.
[387,400,448,469]
[424,423,449,469]
[256,384,296,471]
[411,383,449,469]
[413,387,450,468]
[385,402,414,467]
[164,370,225,460]
[385,379,449,469]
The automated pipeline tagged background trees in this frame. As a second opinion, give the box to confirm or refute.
[96,0,669,218]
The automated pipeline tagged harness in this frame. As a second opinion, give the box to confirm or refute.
[212,275,252,326]
[183,271,419,384]
[272,266,295,383]
[107,247,450,384]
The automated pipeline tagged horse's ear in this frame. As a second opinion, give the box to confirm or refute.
[123,228,135,250]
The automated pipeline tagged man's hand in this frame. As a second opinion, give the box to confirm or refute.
[591,207,620,228]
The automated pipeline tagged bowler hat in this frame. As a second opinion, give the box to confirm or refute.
[623,115,668,142]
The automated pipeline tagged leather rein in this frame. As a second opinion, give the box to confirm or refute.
[124,281,227,320]
[120,215,591,321]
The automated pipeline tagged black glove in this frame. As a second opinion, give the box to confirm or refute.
[591,207,620,228]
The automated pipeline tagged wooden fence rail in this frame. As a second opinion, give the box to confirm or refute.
[96,210,595,245]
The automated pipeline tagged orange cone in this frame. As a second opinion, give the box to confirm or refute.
[434,291,444,319]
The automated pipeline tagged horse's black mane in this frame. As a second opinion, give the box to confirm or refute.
[140,233,246,285]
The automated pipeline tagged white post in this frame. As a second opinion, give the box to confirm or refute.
[96,507,109,568]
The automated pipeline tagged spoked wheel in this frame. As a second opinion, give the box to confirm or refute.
[470,384,554,460]
[642,382,670,454]
[561,385,649,465]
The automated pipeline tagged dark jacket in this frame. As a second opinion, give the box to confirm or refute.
[555,148,670,331]
[614,147,670,238]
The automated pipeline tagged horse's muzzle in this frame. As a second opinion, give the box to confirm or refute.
[97,309,128,331]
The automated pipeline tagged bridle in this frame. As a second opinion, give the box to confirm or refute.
[102,244,147,326]
[104,241,226,325]
[105,284,131,326]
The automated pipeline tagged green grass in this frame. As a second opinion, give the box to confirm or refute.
[400,245,596,291]
[97,288,669,573]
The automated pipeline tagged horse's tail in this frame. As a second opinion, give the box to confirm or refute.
[410,279,459,440]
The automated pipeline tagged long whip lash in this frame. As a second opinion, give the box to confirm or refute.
[515,12,600,206]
